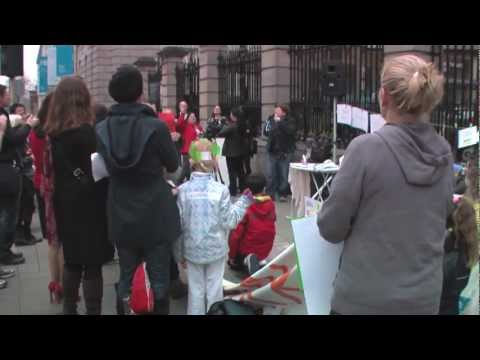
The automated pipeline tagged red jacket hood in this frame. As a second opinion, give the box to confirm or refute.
[250,196,275,219]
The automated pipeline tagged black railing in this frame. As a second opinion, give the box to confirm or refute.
[176,49,199,116]
[289,45,384,144]
[431,45,479,160]
[148,70,161,112]
[218,45,262,135]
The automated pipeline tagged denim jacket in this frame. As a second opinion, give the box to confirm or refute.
[174,172,251,265]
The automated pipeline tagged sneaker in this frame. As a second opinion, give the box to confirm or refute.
[9,250,24,258]
[0,268,16,279]
[245,254,261,276]
[0,253,25,266]
[0,279,7,289]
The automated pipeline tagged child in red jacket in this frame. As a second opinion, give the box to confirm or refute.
[228,174,276,275]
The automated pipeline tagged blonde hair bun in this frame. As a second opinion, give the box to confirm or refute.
[382,55,445,116]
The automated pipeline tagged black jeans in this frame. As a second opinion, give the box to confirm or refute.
[0,195,20,258]
[266,152,293,199]
[35,189,47,239]
[226,156,246,197]
[243,154,252,176]
[117,242,171,303]
[17,175,35,231]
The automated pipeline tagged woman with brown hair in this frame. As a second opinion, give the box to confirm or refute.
[44,76,113,315]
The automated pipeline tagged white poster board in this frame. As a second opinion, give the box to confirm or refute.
[458,126,479,149]
[291,216,343,315]
[215,138,229,187]
[351,107,369,133]
[369,114,385,133]
[91,153,110,182]
[336,104,352,126]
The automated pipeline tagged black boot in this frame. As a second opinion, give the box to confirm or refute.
[153,298,170,315]
[82,276,103,315]
[63,268,82,315]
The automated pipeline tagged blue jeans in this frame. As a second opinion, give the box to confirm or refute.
[266,152,293,199]
[117,242,171,303]
[0,195,20,258]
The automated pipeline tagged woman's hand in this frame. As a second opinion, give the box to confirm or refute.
[25,114,39,127]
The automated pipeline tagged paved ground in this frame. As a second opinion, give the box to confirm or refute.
[0,199,295,315]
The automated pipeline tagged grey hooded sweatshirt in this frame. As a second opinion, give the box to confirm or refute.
[318,121,454,315]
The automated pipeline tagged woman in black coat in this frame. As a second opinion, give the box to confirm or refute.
[217,107,249,196]
[45,77,113,315]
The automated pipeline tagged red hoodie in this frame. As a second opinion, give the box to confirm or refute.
[158,112,176,133]
[228,195,276,261]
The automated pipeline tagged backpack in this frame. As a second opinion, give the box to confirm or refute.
[129,262,155,315]
[207,299,258,315]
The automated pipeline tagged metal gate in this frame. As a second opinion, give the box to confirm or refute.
[218,45,262,135]
[430,45,479,160]
[148,70,161,112]
[289,45,384,144]
[176,49,199,115]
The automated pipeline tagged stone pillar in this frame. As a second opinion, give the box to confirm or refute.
[158,47,189,111]
[133,57,157,105]
[261,45,291,122]
[383,45,432,61]
[198,45,227,121]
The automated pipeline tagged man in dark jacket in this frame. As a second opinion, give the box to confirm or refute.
[263,104,296,202]
[96,66,181,315]
[0,85,36,270]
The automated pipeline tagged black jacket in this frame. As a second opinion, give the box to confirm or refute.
[51,124,113,265]
[205,116,227,140]
[217,121,248,158]
[96,103,181,250]
[263,115,296,155]
[0,107,30,165]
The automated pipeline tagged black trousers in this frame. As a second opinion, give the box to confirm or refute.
[35,189,47,239]
[226,156,246,197]
[18,175,35,230]
[243,154,252,176]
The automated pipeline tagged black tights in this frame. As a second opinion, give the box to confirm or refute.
[64,264,102,279]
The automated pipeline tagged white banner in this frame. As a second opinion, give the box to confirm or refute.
[47,45,58,86]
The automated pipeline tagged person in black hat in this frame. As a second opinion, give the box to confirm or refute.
[96,65,181,315]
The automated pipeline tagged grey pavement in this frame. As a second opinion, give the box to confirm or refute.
[0,199,295,315]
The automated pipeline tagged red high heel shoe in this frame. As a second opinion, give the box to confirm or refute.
[48,281,63,304]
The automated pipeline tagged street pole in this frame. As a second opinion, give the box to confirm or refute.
[333,96,337,163]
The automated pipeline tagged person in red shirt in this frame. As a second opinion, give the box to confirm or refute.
[228,174,276,275]
[178,112,203,182]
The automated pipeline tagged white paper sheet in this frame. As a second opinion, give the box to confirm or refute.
[336,104,352,126]
[291,216,343,315]
[369,113,386,133]
[304,197,322,217]
[91,152,110,182]
[458,126,479,149]
[351,107,369,133]
[215,138,229,187]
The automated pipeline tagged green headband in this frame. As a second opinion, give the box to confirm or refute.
[189,141,221,162]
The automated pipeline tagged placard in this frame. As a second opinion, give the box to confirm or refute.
[292,216,343,315]
[458,126,479,149]
[304,196,322,217]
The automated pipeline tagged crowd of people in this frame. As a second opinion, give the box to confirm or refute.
[0,65,277,315]
[0,54,478,315]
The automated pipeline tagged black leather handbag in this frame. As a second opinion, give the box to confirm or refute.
[0,162,21,196]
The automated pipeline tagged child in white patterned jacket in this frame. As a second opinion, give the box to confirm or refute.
[174,138,254,315]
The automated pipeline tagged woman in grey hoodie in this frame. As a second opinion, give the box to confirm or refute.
[318,55,454,315]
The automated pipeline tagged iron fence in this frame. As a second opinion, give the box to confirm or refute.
[148,70,161,112]
[431,45,479,160]
[176,49,199,116]
[289,45,384,144]
[218,45,262,135]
